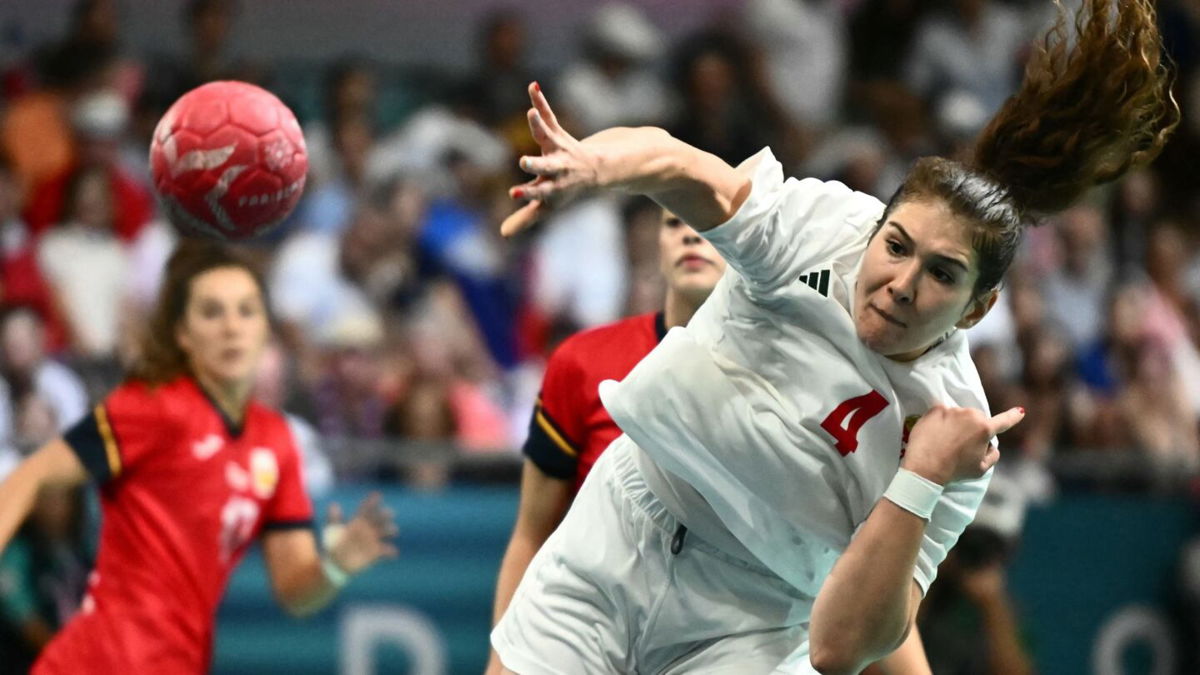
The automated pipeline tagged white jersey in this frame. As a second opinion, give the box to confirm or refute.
[599,148,992,597]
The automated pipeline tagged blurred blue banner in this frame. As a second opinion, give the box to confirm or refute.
[1008,497,1198,675]
[212,487,1198,675]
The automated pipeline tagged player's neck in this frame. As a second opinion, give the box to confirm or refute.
[193,371,251,425]
[663,289,702,329]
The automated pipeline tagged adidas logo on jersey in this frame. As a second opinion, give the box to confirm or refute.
[797,269,831,297]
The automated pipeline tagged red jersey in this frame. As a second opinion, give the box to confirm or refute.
[36,376,313,675]
[525,312,666,493]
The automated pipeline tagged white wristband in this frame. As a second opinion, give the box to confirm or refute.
[321,523,351,588]
[322,523,346,551]
[322,554,351,588]
[883,468,944,521]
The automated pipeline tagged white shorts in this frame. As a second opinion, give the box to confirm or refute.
[492,439,818,674]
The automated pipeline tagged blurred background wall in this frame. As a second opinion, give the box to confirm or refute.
[0,0,743,71]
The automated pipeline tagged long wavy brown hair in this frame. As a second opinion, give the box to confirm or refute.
[880,0,1179,299]
[129,239,271,385]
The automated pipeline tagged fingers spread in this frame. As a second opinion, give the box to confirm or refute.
[500,200,544,237]
[369,506,396,531]
[527,108,556,148]
[528,81,561,133]
[326,502,343,525]
[356,492,382,519]
[520,155,564,178]
[513,178,561,203]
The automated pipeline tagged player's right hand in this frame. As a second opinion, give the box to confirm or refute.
[900,405,1025,485]
[501,82,601,237]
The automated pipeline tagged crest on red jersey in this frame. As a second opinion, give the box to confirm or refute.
[250,449,279,499]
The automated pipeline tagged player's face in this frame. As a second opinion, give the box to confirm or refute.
[176,266,270,389]
[854,199,995,360]
[658,210,726,305]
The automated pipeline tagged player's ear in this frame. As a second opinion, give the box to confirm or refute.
[956,289,998,330]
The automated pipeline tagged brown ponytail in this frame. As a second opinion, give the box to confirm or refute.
[972,0,1179,214]
[880,0,1180,300]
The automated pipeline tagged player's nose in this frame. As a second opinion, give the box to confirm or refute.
[220,312,243,334]
[887,262,919,305]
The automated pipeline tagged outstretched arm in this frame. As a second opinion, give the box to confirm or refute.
[504,82,884,297]
[0,439,88,555]
[502,83,750,237]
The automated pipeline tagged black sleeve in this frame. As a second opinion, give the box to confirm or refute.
[261,519,316,533]
[522,404,578,480]
[63,405,120,483]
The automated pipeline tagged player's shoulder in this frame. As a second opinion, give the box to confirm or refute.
[550,313,658,362]
[246,399,292,433]
[246,400,301,449]
[782,175,884,230]
[107,377,174,411]
[100,377,197,439]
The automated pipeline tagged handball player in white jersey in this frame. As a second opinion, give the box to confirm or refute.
[492,1,1178,672]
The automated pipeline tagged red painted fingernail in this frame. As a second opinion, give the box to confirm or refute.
[532,81,541,93]
[1018,407,1025,414]
[512,188,525,199]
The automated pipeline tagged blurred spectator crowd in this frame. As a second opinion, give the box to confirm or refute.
[0,0,1199,493]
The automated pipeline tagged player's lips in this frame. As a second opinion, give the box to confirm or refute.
[677,253,711,267]
[869,303,906,327]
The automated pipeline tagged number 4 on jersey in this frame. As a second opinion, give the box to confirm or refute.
[820,390,889,456]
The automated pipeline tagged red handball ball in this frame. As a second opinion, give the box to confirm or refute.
[149,81,307,241]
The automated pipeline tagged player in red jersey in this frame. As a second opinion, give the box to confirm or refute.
[0,241,397,674]
[485,207,727,672]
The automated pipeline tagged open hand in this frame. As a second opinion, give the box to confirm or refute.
[325,493,399,574]
[902,405,1025,485]
[501,82,602,237]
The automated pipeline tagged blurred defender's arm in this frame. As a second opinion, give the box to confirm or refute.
[261,528,338,617]
[486,460,573,674]
[263,494,398,617]
[0,439,87,555]
[960,564,1033,675]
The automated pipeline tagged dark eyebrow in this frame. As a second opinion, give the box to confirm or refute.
[887,221,970,273]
